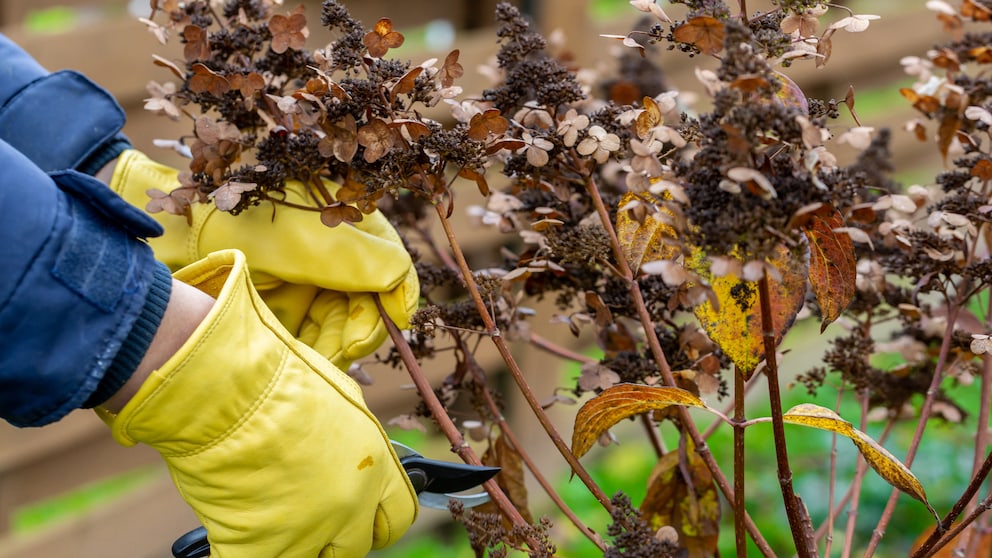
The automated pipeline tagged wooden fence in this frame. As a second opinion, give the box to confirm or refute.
[0,1,945,556]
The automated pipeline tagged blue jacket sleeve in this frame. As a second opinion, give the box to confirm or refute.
[0,140,171,427]
[0,33,131,175]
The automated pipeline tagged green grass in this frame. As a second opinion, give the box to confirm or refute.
[11,465,162,534]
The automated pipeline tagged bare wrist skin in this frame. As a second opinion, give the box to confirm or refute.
[101,277,215,413]
[95,156,217,412]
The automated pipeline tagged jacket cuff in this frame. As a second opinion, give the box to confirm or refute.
[82,262,173,408]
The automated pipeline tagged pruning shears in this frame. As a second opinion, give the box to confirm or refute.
[170,441,500,558]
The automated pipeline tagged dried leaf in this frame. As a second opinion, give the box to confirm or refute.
[784,403,938,520]
[572,384,707,458]
[391,66,424,100]
[468,109,509,141]
[641,441,720,557]
[616,192,679,274]
[188,63,230,97]
[482,434,533,523]
[636,96,662,139]
[938,113,962,163]
[152,54,185,80]
[440,49,464,87]
[182,25,210,61]
[803,207,856,331]
[691,245,808,378]
[364,18,404,58]
[357,118,395,163]
[269,11,309,54]
[319,114,358,163]
[210,180,256,211]
[320,202,363,227]
[672,16,725,56]
[459,166,490,196]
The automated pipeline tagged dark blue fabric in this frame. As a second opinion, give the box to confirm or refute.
[0,141,165,427]
[0,34,130,174]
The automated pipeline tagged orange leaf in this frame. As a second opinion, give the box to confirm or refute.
[690,245,807,378]
[571,384,706,458]
[803,207,855,331]
[672,16,725,56]
[900,88,941,115]
[363,18,404,58]
[182,25,210,61]
[641,440,720,557]
[615,192,679,274]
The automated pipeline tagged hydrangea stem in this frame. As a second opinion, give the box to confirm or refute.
[757,274,817,558]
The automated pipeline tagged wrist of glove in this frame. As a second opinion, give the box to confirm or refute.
[109,148,419,368]
[97,249,418,557]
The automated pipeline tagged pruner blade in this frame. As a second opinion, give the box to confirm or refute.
[170,441,500,558]
[390,441,500,510]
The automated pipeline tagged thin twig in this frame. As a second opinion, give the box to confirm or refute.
[840,389,871,558]
[825,388,844,558]
[373,296,532,534]
[911,449,992,557]
[582,174,776,557]
[703,373,764,440]
[456,341,607,552]
[758,274,817,558]
[864,287,968,556]
[920,493,992,558]
[434,204,615,512]
[529,332,597,364]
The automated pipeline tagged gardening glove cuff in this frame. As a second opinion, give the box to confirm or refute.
[98,249,418,556]
[108,148,419,367]
[0,34,130,174]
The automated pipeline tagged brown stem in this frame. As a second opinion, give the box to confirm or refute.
[912,449,992,558]
[373,296,531,532]
[840,390,870,558]
[703,373,763,440]
[758,274,817,558]
[529,332,597,364]
[824,388,844,558]
[864,288,967,556]
[456,341,606,552]
[582,175,775,556]
[919,493,992,558]
[434,204,614,512]
[734,365,748,558]
[642,414,666,459]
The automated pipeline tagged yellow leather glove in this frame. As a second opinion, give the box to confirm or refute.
[99,249,418,557]
[108,149,419,369]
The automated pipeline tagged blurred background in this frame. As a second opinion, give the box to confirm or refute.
[0,1,960,556]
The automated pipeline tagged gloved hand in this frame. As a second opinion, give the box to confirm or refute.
[109,149,419,369]
[98,249,418,557]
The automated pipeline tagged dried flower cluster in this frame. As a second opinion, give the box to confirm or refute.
[138,0,992,555]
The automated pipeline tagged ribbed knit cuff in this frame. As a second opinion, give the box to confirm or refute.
[77,133,132,176]
[82,262,172,408]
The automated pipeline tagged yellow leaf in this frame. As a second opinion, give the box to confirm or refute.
[691,245,807,378]
[783,403,937,519]
[572,384,707,458]
[616,192,680,274]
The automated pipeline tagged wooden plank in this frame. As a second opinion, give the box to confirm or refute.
[0,413,160,533]
[0,472,196,558]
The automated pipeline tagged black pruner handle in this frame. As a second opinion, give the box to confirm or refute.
[172,526,210,558]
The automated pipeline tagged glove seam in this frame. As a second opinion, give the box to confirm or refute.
[165,348,290,459]
[118,269,290,454]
